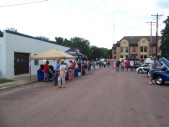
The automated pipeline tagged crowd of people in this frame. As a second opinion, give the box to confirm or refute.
[43,59,95,88]
[43,60,76,88]
[43,57,157,87]
[115,60,135,72]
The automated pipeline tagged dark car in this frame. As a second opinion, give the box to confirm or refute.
[153,57,169,85]
[144,60,163,77]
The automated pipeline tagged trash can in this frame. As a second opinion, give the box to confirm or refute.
[37,70,44,81]
[74,68,78,77]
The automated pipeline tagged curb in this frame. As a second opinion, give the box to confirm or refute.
[0,80,37,90]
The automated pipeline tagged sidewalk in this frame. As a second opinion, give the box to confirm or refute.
[0,68,97,90]
[0,75,37,90]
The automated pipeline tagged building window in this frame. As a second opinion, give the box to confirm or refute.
[140,46,147,52]
[114,51,116,54]
[126,55,128,58]
[140,55,147,59]
[133,47,136,53]
[34,54,39,65]
[126,47,128,52]
[121,55,123,58]
[34,60,39,65]
[114,56,116,59]
[144,47,147,52]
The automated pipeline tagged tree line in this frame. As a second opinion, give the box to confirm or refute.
[54,37,112,60]
[160,16,169,59]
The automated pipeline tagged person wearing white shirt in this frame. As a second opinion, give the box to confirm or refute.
[130,60,134,71]
[149,57,156,85]
[58,61,66,88]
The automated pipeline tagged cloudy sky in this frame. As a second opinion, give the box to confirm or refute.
[0,0,169,49]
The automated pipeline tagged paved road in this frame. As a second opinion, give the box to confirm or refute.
[0,68,169,127]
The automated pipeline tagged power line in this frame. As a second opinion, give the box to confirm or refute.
[0,0,49,8]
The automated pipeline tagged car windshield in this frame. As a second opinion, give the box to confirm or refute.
[155,60,162,67]
[160,58,169,69]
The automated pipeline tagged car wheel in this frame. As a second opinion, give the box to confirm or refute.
[138,68,143,74]
[155,76,164,85]
[147,71,151,78]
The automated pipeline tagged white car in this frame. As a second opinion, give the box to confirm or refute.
[136,64,150,74]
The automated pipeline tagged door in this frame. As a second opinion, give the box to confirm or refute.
[14,52,29,75]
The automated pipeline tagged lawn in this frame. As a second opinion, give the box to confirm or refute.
[0,79,13,84]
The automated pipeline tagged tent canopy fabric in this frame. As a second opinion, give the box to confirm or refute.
[31,49,75,60]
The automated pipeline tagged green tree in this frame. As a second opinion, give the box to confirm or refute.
[54,36,111,60]
[55,37,65,45]
[108,49,112,59]
[161,16,169,59]
[70,37,91,58]
[7,27,17,32]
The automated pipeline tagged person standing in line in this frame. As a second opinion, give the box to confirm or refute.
[53,60,60,85]
[107,61,110,68]
[116,60,120,72]
[58,60,66,88]
[99,61,102,68]
[120,60,125,71]
[125,60,130,71]
[44,61,52,82]
[130,60,134,72]
[69,60,76,79]
[149,57,156,85]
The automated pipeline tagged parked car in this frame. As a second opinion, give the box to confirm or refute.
[136,59,162,75]
[153,57,169,85]
[144,60,163,77]
[136,63,150,74]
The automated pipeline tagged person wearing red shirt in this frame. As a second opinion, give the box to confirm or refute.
[125,60,130,71]
[44,61,50,82]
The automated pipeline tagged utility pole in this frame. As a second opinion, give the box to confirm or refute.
[146,21,156,56]
[151,13,163,58]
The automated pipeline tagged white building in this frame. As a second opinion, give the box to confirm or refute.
[0,30,70,79]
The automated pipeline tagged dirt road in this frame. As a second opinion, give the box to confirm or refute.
[0,68,169,127]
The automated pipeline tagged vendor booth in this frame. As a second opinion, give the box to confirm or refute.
[31,49,75,81]
[65,48,88,75]
[65,48,87,61]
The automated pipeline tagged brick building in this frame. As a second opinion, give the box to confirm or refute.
[112,36,161,61]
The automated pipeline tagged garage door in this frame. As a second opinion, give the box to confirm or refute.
[14,52,29,75]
